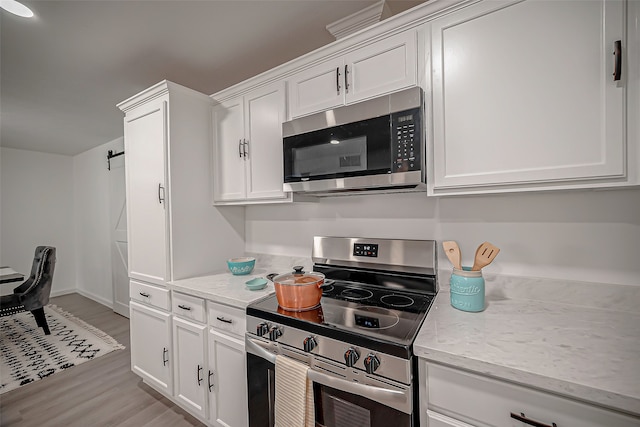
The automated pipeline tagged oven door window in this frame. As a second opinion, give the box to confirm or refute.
[313,383,410,427]
[283,115,391,183]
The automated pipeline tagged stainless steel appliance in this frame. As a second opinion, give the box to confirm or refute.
[246,236,437,427]
[282,88,425,195]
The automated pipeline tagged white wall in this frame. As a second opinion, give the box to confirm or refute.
[0,147,76,295]
[73,138,124,306]
[245,188,640,286]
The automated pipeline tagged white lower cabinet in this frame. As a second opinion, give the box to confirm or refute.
[173,316,208,420]
[167,295,248,427]
[208,301,248,427]
[422,361,640,427]
[129,300,173,395]
[208,329,247,427]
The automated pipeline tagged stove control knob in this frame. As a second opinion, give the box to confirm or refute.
[364,353,380,374]
[303,336,317,353]
[344,347,360,367]
[256,322,269,337]
[269,325,282,341]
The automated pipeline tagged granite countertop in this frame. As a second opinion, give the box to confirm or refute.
[167,253,312,309]
[414,275,640,417]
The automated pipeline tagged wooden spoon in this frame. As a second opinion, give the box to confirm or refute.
[471,242,500,271]
[442,241,462,270]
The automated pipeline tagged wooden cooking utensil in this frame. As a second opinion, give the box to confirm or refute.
[471,242,500,271]
[442,241,462,270]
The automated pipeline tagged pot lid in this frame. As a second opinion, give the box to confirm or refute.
[273,266,324,286]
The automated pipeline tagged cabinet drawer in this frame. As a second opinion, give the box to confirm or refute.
[425,362,639,427]
[208,301,245,337]
[172,292,206,323]
[130,280,170,311]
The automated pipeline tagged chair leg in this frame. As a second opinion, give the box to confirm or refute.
[31,307,50,335]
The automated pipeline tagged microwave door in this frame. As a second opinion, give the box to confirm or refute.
[293,135,368,180]
[283,115,391,185]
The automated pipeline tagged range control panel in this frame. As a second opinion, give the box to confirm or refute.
[353,243,378,258]
[391,107,421,172]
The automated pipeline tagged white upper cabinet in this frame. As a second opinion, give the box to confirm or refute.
[118,81,245,283]
[212,97,245,202]
[123,100,168,285]
[212,82,291,204]
[429,0,628,194]
[288,30,418,118]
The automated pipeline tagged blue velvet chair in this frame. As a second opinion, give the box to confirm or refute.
[0,246,56,335]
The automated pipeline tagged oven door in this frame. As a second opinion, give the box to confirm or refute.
[246,335,414,427]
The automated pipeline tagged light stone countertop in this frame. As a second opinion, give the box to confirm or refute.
[414,275,640,417]
[167,253,312,309]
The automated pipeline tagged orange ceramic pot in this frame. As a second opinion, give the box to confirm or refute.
[272,266,325,312]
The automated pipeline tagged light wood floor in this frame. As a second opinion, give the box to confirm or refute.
[0,293,204,427]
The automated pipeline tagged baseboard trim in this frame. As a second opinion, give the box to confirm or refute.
[50,288,76,298]
[75,289,113,310]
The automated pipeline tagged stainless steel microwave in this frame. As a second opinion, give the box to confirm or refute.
[282,87,425,195]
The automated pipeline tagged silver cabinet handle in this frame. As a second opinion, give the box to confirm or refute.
[177,304,192,311]
[336,67,341,95]
[216,316,233,324]
[162,347,169,366]
[139,292,150,298]
[158,183,165,204]
[238,139,243,158]
[243,139,248,158]
[344,64,349,93]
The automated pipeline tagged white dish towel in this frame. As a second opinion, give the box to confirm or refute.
[274,355,315,427]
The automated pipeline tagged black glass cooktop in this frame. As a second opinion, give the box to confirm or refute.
[247,281,434,347]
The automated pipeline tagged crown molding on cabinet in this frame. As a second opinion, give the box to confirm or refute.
[210,0,477,103]
[326,0,392,40]
[118,80,212,113]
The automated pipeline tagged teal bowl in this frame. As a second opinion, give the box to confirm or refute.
[227,257,255,275]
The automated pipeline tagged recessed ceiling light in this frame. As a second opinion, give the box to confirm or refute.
[0,0,34,18]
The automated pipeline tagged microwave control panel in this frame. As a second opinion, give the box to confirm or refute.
[391,107,421,172]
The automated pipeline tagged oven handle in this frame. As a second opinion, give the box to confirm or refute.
[245,336,411,414]
[306,368,408,412]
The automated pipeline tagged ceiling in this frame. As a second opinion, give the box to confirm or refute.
[1,0,424,156]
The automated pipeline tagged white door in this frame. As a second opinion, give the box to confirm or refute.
[124,100,168,285]
[212,98,246,201]
[430,0,626,191]
[208,329,248,427]
[129,301,172,395]
[287,56,345,118]
[245,82,288,200]
[173,316,208,420]
[345,29,418,104]
[109,146,129,317]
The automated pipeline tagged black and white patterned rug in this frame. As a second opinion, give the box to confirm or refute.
[0,304,125,394]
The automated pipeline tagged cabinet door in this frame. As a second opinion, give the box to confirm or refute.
[173,316,208,420]
[245,82,289,200]
[426,362,640,427]
[124,101,168,285]
[288,57,345,118]
[129,301,172,395]
[212,98,246,201]
[208,329,248,427]
[430,0,625,191]
[346,30,418,104]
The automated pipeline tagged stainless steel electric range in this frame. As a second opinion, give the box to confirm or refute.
[245,236,437,427]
